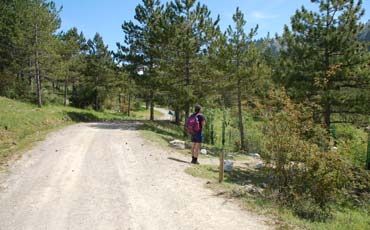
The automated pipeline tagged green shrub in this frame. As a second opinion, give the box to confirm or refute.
[343,166,370,208]
[291,196,332,221]
[43,90,64,105]
[262,89,351,221]
[133,101,142,111]
[335,124,367,167]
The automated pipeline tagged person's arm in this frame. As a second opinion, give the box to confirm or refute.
[201,116,206,128]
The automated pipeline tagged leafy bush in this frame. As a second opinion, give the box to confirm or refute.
[262,89,351,221]
[343,166,370,208]
[43,90,64,105]
[291,196,332,221]
[133,101,142,111]
[335,124,368,167]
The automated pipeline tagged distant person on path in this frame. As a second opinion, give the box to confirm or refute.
[188,104,206,164]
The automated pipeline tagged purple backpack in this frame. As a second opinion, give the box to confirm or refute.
[185,114,201,135]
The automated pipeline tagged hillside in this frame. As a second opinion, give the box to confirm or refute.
[359,19,370,41]
[0,97,128,163]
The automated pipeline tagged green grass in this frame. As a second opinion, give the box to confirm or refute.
[0,97,134,165]
[131,109,163,120]
[186,164,369,230]
[202,108,266,154]
[139,120,187,150]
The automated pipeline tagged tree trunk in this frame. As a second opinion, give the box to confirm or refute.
[128,93,131,117]
[34,23,42,108]
[185,54,191,120]
[185,104,190,121]
[237,80,246,150]
[72,81,76,98]
[64,77,68,106]
[324,7,332,137]
[324,101,331,133]
[175,109,181,125]
[29,74,33,88]
[94,74,99,111]
[149,90,154,121]
[95,89,99,111]
[366,132,370,170]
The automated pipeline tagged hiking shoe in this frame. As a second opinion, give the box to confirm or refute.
[191,160,200,165]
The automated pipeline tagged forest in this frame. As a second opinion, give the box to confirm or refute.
[0,0,369,224]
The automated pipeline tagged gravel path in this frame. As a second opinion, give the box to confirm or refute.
[0,121,271,230]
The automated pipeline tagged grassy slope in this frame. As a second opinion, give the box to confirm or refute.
[0,97,129,164]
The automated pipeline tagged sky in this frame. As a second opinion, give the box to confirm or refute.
[54,0,370,52]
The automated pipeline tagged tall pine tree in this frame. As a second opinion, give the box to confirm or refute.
[31,0,61,107]
[118,0,164,120]
[162,0,220,122]
[209,7,261,151]
[280,0,370,132]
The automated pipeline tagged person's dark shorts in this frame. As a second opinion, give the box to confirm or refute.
[191,132,203,143]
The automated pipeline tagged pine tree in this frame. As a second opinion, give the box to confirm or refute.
[161,0,220,122]
[0,0,61,102]
[0,0,16,72]
[31,0,61,107]
[57,27,86,106]
[0,0,18,96]
[82,33,114,111]
[280,0,370,132]
[118,0,164,120]
[215,7,260,151]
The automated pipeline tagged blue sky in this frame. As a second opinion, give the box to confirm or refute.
[54,0,370,51]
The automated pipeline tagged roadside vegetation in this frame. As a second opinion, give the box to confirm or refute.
[142,107,369,229]
[186,165,369,230]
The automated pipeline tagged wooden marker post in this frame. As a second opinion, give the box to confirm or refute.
[219,151,224,183]
[219,109,226,183]
[366,127,370,170]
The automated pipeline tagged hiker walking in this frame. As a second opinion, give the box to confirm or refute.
[186,104,206,164]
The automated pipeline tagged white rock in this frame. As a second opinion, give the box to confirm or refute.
[169,139,185,149]
[224,160,234,172]
[225,153,233,158]
[200,149,207,154]
[249,153,261,158]
[255,163,264,169]
[243,184,263,195]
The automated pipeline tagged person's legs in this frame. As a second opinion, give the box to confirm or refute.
[194,143,200,158]
[191,142,197,163]
[190,143,200,164]
[191,132,202,164]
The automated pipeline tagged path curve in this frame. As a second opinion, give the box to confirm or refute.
[154,107,173,120]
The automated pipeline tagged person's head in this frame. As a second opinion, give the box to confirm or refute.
[194,104,202,113]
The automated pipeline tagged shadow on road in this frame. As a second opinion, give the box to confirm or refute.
[167,157,190,164]
[87,121,143,131]
[66,112,101,122]
[85,120,186,151]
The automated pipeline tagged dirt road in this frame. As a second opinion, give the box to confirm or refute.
[0,121,271,230]
[153,107,173,120]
